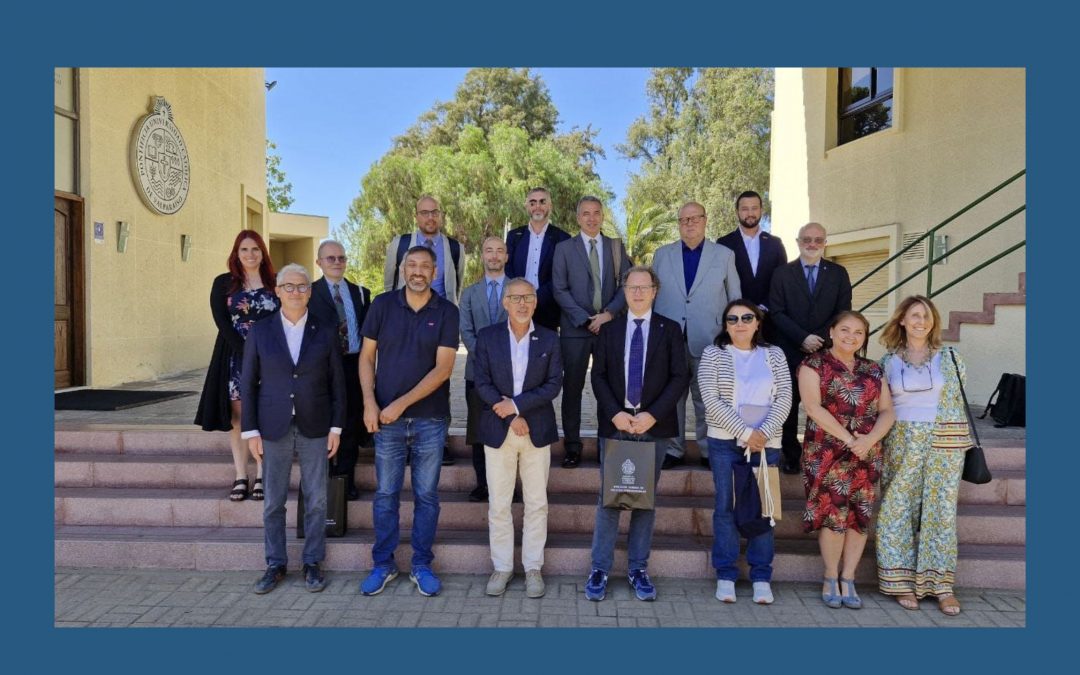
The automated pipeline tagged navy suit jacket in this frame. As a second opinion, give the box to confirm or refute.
[473,322,563,448]
[505,223,571,330]
[591,312,689,439]
[240,312,346,441]
[717,229,789,308]
[308,277,370,351]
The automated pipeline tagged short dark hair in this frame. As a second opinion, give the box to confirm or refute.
[404,245,437,265]
[714,299,769,348]
[735,191,762,210]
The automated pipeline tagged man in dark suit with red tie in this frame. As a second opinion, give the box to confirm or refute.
[717,191,789,340]
[505,187,572,331]
[309,240,371,501]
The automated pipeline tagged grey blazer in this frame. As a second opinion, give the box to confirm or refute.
[551,234,632,338]
[382,232,465,305]
[653,239,742,358]
[459,278,509,381]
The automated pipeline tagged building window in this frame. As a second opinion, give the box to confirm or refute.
[838,68,893,146]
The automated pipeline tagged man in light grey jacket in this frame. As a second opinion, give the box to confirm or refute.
[652,201,741,469]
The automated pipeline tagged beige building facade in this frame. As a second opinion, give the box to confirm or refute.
[769,68,1025,401]
[55,68,326,389]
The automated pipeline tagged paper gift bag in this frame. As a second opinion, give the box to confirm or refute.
[601,438,656,510]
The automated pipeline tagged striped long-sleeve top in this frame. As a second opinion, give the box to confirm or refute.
[698,343,792,447]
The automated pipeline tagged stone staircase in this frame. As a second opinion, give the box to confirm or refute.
[54,425,1025,589]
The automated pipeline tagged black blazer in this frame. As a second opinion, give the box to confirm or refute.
[591,312,689,439]
[309,277,371,353]
[768,259,853,369]
[240,313,346,441]
[717,229,789,308]
[473,322,563,448]
[505,223,571,330]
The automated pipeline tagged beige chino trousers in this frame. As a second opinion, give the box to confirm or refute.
[484,432,551,572]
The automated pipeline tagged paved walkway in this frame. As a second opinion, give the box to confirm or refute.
[55,568,1024,628]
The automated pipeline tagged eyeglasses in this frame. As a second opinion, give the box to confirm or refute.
[625,285,656,293]
[678,214,706,226]
[321,255,347,263]
[506,294,537,304]
[799,236,826,245]
[725,313,756,325]
[279,283,310,293]
[900,364,935,392]
[417,209,442,218]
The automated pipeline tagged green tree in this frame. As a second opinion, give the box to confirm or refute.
[619,68,773,238]
[266,139,294,212]
[616,203,676,266]
[340,69,610,292]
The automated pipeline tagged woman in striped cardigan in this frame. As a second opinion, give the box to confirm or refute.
[698,300,792,605]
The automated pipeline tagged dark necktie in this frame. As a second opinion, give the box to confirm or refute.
[487,279,499,324]
[627,318,644,408]
[332,283,349,353]
[806,264,818,295]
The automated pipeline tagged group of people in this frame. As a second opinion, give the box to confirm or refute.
[194,188,975,616]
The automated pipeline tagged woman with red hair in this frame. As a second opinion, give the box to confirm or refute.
[195,230,279,501]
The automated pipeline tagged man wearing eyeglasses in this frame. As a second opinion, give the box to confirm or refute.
[458,236,511,502]
[309,240,371,501]
[383,195,465,305]
[717,191,789,330]
[473,278,562,598]
[653,201,742,470]
[505,187,572,331]
[552,196,633,468]
[585,266,689,602]
[769,222,852,474]
[240,264,346,595]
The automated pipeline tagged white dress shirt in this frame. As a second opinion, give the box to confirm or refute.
[507,320,535,414]
[623,309,651,408]
[524,222,549,290]
[742,230,762,276]
[580,232,604,282]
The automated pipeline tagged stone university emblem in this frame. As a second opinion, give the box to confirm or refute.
[130,97,190,214]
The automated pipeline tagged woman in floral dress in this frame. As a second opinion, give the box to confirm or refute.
[798,311,895,609]
[195,230,279,502]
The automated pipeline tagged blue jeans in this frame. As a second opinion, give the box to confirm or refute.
[371,417,447,568]
[262,422,329,567]
[709,438,778,582]
[590,434,666,572]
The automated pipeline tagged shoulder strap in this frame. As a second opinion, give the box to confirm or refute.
[948,349,981,447]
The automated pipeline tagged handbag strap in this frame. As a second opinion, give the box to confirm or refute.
[947,348,981,447]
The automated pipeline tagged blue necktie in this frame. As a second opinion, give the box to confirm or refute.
[487,280,499,324]
[806,264,818,295]
[627,318,644,408]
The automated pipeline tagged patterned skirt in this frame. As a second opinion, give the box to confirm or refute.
[801,426,882,535]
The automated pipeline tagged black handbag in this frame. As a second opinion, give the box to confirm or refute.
[297,467,348,538]
[949,350,992,485]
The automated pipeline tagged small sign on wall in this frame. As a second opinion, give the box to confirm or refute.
[93,221,104,244]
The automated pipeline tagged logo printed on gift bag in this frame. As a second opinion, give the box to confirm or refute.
[621,458,637,485]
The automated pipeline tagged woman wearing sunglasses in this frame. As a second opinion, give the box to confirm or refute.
[799,310,894,610]
[698,300,792,605]
[875,296,971,616]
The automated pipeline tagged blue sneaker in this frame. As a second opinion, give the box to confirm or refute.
[584,568,608,601]
[410,566,442,596]
[628,569,657,601]
[360,565,398,596]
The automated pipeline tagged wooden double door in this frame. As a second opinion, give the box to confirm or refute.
[55,192,84,389]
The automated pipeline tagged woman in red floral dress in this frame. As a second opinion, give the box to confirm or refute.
[798,311,895,610]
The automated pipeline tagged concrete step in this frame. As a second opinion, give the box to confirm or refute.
[55,453,1026,506]
[54,486,1025,546]
[53,524,1025,590]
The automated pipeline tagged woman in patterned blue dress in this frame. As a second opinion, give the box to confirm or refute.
[195,230,279,501]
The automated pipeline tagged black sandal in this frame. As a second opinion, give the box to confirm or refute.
[251,478,265,501]
[229,479,249,502]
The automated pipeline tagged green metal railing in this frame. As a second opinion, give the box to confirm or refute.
[853,170,1026,332]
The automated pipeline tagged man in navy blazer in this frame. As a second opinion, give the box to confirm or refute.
[769,222,852,473]
[505,186,572,331]
[241,264,346,595]
[473,278,563,599]
[717,191,789,338]
[309,240,371,501]
[585,266,689,603]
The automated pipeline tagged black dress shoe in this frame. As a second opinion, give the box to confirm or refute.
[661,454,684,470]
[468,486,489,502]
[561,450,581,468]
[780,458,801,475]
[346,484,360,501]
[441,451,455,466]
[699,456,710,469]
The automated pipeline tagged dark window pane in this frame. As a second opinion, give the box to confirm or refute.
[877,67,894,93]
[840,98,893,144]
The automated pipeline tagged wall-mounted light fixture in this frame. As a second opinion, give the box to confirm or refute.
[181,234,193,262]
[117,221,130,253]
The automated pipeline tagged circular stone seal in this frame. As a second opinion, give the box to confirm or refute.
[130,97,191,214]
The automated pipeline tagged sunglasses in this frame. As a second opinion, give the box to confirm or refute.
[725,313,756,325]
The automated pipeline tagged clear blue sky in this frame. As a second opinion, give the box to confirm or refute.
[265,68,652,234]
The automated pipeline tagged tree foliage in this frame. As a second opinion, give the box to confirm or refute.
[339,69,609,291]
[619,68,773,238]
[616,203,677,267]
[266,139,294,212]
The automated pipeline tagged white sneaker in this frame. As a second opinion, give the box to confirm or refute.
[716,579,736,603]
[486,570,514,596]
[753,581,774,604]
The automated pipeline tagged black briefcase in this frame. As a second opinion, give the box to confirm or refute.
[297,472,347,538]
